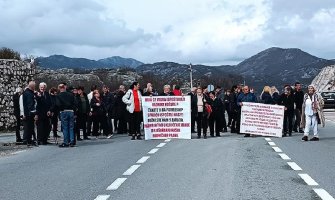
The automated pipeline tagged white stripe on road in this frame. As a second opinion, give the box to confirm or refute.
[265,138,272,141]
[148,148,159,154]
[123,165,141,176]
[298,174,319,186]
[94,195,110,200]
[287,162,302,171]
[106,178,127,190]
[313,188,335,200]
[272,147,283,153]
[136,156,150,164]
[268,142,276,146]
[165,139,171,142]
[156,143,166,148]
[278,153,291,160]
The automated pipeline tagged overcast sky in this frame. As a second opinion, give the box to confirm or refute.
[1,0,334,65]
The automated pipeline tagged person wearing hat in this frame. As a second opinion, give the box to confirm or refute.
[301,85,325,141]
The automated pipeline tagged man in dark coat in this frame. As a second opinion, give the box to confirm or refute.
[36,82,52,145]
[22,81,37,145]
[75,86,90,140]
[114,85,127,134]
[101,86,115,137]
[13,87,23,142]
[279,85,295,137]
[293,82,304,133]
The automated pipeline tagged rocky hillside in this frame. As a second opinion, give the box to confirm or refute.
[311,65,335,92]
[36,55,143,69]
[230,47,335,90]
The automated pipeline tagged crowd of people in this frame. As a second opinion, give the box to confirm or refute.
[12,80,325,147]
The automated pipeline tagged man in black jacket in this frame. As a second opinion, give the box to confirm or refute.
[293,82,304,133]
[13,87,23,142]
[36,82,52,145]
[101,85,115,137]
[114,85,128,134]
[22,81,37,145]
[56,83,77,147]
[75,86,90,140]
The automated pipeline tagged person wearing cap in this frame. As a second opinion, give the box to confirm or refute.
[301,85,325,141]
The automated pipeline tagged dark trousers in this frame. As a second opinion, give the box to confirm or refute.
[196,112,208,137]
[37,117,51,143]
[87,116,93,136]
[15,115,22,141]
[230,112,238,133]
[208,114,221,136]
[283,112,294,134]
[221,113,227,130]
[106,116,114,134]
[129,112,141,136]
[76,113,88,139]
[92,114,107,136]
[23,116,35,144]
[227,112,232,127]
[294,109,302,131]
[236,110,242,134]
[51,114,58,136]
[115,115,127,134]
[191,113,196,132]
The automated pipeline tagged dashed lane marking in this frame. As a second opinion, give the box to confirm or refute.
[287,162,302,171]
[298,174,319,186]
[272,147,283,153]
[94,195,110,200]
[156,143,166,148]
[148,148,159,154]
[268,142,276,146]
[165,139,171,142]
[136,156,150,164]
[265,138,272,141]
[123,165,141,176]
[313,188,335,200]
[278,153,291,160]
[106,178,127,190]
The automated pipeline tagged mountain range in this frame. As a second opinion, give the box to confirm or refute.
[35,47,335,91]
[36,55,143,69]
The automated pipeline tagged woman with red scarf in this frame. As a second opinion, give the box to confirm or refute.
[122,82,143,140]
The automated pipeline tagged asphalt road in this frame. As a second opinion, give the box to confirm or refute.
[0,113,334,200]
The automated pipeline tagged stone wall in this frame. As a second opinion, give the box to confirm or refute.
[0,59,35,131]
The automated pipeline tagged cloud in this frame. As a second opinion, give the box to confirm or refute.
[0,0,335,64]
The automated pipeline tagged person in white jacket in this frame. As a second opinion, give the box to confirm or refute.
[122,82,142,140]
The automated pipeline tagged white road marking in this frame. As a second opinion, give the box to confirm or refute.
[136,156,150,164]
[278,153,291,160]
[313,188,335,200]
[11,150,27,155]
[156,143,166,148]
[265,138,272,141]
[268,142,276,146]
[298,174,319,186]
[148,148,159,154]
[272,147,283,152]
[106,178,127,190]
[287,162,302,171]
[94,195,110,200]
[123,165,141,176]
[165,139,171,142]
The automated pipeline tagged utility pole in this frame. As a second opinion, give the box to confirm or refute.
[189,63,193,90]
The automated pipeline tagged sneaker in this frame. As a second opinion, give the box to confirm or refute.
[59,143,69,148]
[137,135,142,140]
[310,137,319,141]
[131,135,136,140]
[244,134,251,137]
[301,136,308,141]
[107,134,113,139]
[77,138,83,141]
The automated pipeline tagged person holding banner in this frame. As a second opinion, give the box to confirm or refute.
[237,85,257,137]
[191,87,209,139]
[301,85,325,141]
[122,82,143,140]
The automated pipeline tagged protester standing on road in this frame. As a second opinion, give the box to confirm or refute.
[229,85,239,133]
[294,82,304,133]
[101,86,115,138]
[56,83,76,147]
[87,85,97,136]
[188,87,197,133]
[260,86,275,104]
[114,85,128,134]
[49,87,61,138]
[75,86,90,140]
[271,86,280,104]
[13,87,23,143]
[160,85,175,96]
[192,87,209,139]
[301,85,325,141]
[90,90,108,138]
[122,82,143,140]
[36,82,52,145]
[208,91,224,137]
[278,85,295,137]
[22,81,37,146]
[237,85,257,137]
